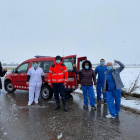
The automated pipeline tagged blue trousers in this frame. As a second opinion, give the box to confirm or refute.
[106,89,121,117]
[52,83,66,101]
[82,85,96,107]
[97,82,107,101]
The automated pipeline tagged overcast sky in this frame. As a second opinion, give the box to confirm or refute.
[0,0,140,64]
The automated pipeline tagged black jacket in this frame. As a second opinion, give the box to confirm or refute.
[0,65,7,89]
[73,60,96,86]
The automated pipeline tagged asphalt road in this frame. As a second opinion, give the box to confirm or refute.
[0,89,140,140]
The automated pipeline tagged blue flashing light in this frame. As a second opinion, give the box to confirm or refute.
[34,55,51,58]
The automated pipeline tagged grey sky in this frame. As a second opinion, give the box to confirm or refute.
[0,0,140,64]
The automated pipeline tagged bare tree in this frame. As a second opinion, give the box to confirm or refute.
[128,74,140,93]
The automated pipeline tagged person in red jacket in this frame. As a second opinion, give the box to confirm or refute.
[48,56,68,111]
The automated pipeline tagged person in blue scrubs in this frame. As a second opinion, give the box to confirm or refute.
[104,60,125,119]
[95,59,107,103]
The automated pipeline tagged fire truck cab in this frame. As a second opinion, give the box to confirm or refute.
[4,55,87,100]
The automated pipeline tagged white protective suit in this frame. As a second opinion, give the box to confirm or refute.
[27,67,44,104]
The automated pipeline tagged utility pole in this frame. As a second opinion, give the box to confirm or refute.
[63,48,65,57]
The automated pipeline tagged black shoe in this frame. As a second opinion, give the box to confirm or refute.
[54,100,60,110]
[62,100,68,112]
[97,100,101,103]
[83,105,88,108]
[63,105,68,112]
[54,105,60,110]
[91,106,96,110]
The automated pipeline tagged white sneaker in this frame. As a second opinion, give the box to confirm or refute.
[35,102,38,104]
[106,114,115,119]
[28,103,32,106]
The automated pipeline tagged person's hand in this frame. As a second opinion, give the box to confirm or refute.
[4,68,7,71]
[114,59,116,63]
[64,83,67,86]
[26,82,29,85]
[73,64,76,67]
[94,85,97,88]
[42,82,45,84]
[103,90,106,93]
[48,83,51,86]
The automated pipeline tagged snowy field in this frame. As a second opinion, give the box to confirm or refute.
[121,68,140,94]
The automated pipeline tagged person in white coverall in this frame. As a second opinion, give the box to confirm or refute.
[26,61,45,105]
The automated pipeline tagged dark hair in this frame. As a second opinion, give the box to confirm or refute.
[100,59,105,62]
[33,61,38,64]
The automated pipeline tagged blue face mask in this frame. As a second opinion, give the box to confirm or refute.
[56,60,61,64]
[34,64,38,68]
[107,66,112,71]
[85,66,89,69]
[100,62,104,66]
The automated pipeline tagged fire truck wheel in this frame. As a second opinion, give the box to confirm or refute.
[40,85,53,100]
[5,81,16,93]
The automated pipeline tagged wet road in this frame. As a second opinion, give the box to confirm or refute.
[0,90,140,140]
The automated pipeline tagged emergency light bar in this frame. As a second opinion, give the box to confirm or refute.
[34,55,51,58]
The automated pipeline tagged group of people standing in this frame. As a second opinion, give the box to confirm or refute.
[26,55,125,119]
[0,55,125,119]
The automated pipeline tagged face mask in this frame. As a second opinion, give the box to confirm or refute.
[85,66,89,69]
[100,62,104,66]
[107,66,112,71]
[56,60,61,64]
[34,64,38,68]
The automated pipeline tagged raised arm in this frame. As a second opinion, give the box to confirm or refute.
[73,64,82,74]
[115,60,125,72]
[92,70,97,85]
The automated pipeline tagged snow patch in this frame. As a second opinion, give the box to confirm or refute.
[121,98,140,111]
[57,133,62,139]
[3,132,8,136]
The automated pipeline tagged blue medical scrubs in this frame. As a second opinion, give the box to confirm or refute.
[106,71,121,118]
[82,85,96,107]
[95,65,107,101]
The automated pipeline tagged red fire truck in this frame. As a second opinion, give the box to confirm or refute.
[4,55,87,100]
